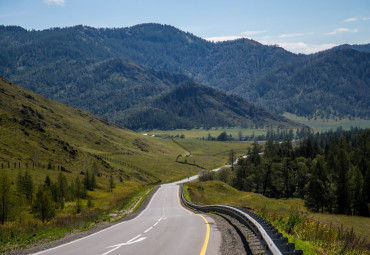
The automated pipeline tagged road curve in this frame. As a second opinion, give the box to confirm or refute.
[32,183,220,255]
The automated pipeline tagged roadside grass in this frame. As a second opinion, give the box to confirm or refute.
[185,180,370,254]
[0,183,153,253]
[283,113,370,132]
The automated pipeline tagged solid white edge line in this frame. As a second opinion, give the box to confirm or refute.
[31,186,161,255]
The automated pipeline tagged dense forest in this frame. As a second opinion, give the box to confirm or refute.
[1,24,369,121]
[121,82,299,130]
[200,127,370,216]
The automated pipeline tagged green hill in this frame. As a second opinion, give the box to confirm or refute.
[0,76,199,183]
[122,81,300,130]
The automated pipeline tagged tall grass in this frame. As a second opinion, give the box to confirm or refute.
[258,208,370,254]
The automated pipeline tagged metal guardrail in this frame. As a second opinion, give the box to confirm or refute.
[180,185,303,255]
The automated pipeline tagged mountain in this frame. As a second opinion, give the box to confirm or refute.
[120,81,300,130]
[1,24,369,120]
[1,57,192,123]
[245,48,370,118]
[0,76,199,183]
[0,30,298,130]
[334,43,370,53]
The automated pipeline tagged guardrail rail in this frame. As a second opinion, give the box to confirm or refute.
[180,185,303,255]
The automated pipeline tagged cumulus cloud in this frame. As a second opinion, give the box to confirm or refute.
[240,30,266,36]
[344,17,357,22]
[272,42,337,54]
[325,28,358,35]
[43,0,65,6]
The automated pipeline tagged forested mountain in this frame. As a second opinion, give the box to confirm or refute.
[0,57,192,123]
[243,48,370,118]
[0,23,369,121]
[334,43,370,53]
[121,82,299,130]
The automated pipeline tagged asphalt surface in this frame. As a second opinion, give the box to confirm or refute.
[32,183,220,255]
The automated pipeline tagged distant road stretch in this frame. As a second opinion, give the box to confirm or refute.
[33,183,220,255]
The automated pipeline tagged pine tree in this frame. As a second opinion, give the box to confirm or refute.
[0,172,11,224]
[109,174,115,192]
[335,149,351,214]
[33,185,55,223]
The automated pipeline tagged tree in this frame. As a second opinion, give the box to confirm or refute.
[57,173,68,209]
[23,171,34,204]
[0,172,12,224]
[335,149,351,214]
[217,131,228,141]
[229,150,235,172]
[33,185,55,223]
[109,174,115,192]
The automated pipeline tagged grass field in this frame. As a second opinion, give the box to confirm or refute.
[283,113,370,132]
[143,127,268,140]
[185,180,370,254]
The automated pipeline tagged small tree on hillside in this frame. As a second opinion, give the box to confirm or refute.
[0,172,12,224]
[109,174,115,192]
[33,185,55,223]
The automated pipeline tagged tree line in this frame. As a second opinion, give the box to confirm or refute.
[199,127,370,216]
[0,170,116,224]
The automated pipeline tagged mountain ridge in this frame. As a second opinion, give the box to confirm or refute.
[1,23,369,121]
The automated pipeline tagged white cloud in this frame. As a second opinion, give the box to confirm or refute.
[362,17,370,21]
[240,30,266,36]
[205,35,336,54]
[43,0,65,6]
[274,42,337,54]
[205,36,246,42]
[278,33,304,38]
[325,27,358,35]
[344,17,357,22]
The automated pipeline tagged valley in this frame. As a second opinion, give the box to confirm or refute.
[0,18,369,255]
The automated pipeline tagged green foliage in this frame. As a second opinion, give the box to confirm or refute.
[0,172,12,224]
[33,185,55,223]
[200,128,370,217]
[121,81,296,130]
[109,174,115,192]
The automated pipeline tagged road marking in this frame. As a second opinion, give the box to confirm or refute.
[103,235,146,255]
[197,215,210,255]
[175,186,210,255]
[144,227,153,233]
[31,187,161,255]
[177,186,193,215]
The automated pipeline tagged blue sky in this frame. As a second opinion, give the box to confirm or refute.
[1,0,369,54]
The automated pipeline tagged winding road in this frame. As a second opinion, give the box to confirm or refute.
[33,183,221,255]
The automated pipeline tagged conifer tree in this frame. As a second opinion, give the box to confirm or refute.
[33,185,55,223]
[0,172,11,224]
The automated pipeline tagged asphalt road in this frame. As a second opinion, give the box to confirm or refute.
[33,183,220,255]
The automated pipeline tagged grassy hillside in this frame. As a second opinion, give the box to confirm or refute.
[0,77,258,252]
[185,181,370,254]
[0,76,200,183]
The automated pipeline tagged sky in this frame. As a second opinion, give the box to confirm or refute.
[1,0,369,54]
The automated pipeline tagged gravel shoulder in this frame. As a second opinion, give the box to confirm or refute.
[206,213,266,255]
